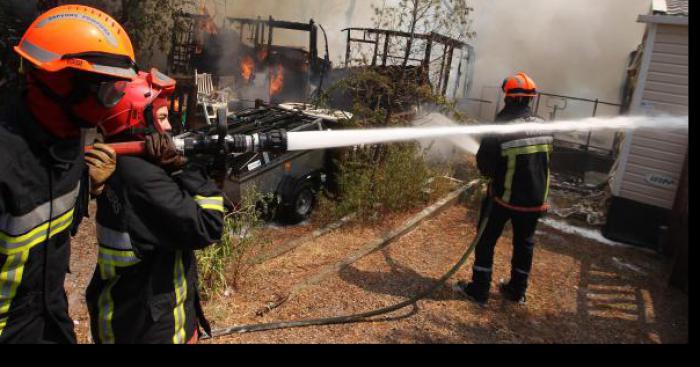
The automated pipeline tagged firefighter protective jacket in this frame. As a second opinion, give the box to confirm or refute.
[477,105,553,212]
[85,156,224,344]
[0,98,84,344]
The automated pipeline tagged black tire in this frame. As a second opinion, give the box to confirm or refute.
[279,182,316,225]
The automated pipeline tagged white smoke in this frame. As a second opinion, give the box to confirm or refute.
[413,113,481,156]
[468,0,650,104]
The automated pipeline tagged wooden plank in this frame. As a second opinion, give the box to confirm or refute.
[253,182,478,316]
[248,213,357,265]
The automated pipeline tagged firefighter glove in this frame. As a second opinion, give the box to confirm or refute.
[145,132,188,172]
[85,143,117,196]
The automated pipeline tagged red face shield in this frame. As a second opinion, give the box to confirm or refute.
[97,68,176,140]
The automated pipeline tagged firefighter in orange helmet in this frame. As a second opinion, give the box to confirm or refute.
[455,72,553,306]
[0,5,138,343]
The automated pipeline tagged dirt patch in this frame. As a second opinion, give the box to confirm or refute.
[68,202,688,344]
[66,202,98,344]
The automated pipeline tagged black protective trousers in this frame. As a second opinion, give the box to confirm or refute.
[471,198,543,295]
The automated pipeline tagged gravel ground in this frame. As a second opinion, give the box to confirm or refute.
[67,201,688,344]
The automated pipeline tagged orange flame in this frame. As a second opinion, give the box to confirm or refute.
[198,0,219,35]
[241,56,255,83]
[269,65,285,96]
[257,48,269,62]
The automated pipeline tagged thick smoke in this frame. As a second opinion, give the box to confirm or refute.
[198,1,650,118]
[468,0,650,105]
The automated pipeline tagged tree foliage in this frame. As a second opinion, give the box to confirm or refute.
[39,0,195,64]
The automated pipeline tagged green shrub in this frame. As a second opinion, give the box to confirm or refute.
[197,188,270,300]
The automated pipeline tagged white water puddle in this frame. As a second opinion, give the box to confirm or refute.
[539,217,656,254]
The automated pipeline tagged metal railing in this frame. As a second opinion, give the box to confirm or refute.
[532,93,623,157]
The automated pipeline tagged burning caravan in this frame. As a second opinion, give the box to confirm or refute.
[166,11,332,128]
[605,0,688,250]
[226,16,331,106]
[326,27,473,112]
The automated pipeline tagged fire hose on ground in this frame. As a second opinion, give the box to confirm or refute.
[83,109,495,338]
[200,195,493,340]
[85,133,491,338]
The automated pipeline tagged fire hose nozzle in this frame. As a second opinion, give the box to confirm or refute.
[176,129,288,155]
[255,130,288,153]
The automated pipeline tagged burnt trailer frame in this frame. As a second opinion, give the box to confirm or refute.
[341,27,470,97]
[168,12,212,77]
[225,16,331,97]
[226,16,324,71]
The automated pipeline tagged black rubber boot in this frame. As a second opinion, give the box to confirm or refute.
[498,280,527,304]
[454,281,489,306]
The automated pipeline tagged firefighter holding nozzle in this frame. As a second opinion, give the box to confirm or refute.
[84,70,225,344]
[455,73,553,306]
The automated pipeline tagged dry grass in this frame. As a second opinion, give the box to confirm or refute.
[68,198,688,344]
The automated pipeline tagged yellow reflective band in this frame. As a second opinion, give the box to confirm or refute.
[99,262,117,281]
[502,144,553,158]
[98,248,141,268]
[199,204,225,213]
[544,151,552,202]
[0,317,7,338]
[0,209,75,256]
[97,276,120,344]
[172,251,187,344]
[0,251,30,338]
[194,196,225,213]
[501,144,552,204]
[502,154,518,203]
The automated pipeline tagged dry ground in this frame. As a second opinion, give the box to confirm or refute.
[67,199,688,344]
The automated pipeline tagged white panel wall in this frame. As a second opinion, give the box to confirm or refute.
[614,23,688,210]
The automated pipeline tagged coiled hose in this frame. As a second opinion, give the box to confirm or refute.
[205,195,493,340]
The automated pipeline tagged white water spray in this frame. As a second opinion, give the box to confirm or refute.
[286,114,688,152]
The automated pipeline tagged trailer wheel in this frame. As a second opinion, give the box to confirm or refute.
[280,182,316,224]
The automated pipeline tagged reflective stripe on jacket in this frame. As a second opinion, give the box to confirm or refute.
[0,97,84,344]
[477,113,553,213]
[86,156,224,344]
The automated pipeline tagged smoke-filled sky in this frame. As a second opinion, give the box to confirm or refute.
[469,0,650,103]
[6,0,651,104]
[205,0,650,104]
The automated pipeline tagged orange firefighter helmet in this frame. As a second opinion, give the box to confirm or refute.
[502,72,538,98]
[14,5,137,80]
[98,68,177,139]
